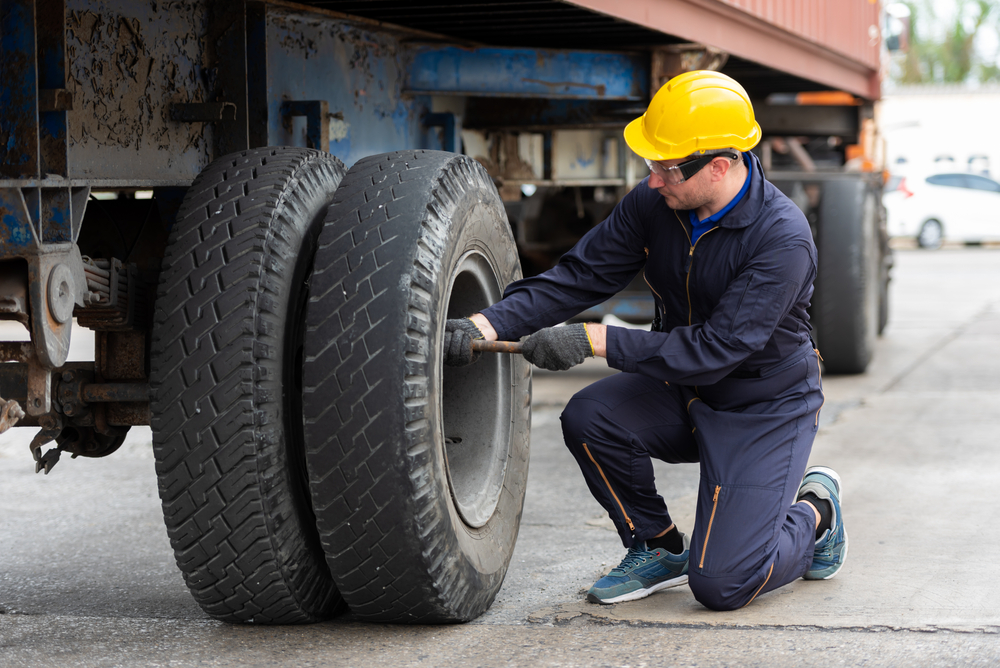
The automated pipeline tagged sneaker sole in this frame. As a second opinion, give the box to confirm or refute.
[587,574,689,605]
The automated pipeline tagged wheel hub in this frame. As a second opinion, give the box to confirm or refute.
[442,248,512,529]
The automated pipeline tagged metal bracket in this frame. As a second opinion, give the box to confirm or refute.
[26,364,52,417]
[424,112,458,153]
[26,244,87,371]
[0,184,89,417]
[0,330,55,418]
[29,413,63,474]
[281,100,330,152]
[650,44,729,93]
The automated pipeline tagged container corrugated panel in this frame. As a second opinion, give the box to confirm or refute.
[720,0,881,70]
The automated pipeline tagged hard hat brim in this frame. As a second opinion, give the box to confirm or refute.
[624,115,670,161]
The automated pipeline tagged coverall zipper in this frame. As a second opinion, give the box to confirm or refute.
[582,443,635,532]
[699,485,722,569]
[674,210,718,326]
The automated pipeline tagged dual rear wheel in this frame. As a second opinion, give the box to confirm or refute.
[150,148,529,624]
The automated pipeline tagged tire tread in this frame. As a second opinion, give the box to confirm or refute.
[150,147,345,623]
[303,150,529,623]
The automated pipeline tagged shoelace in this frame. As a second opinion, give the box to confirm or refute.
[609,546,655,575]
[813,527,844,565]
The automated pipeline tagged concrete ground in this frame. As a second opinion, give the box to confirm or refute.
[2,248,1000,666]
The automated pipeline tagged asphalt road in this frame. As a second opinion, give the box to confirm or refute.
[3,247,1000,666]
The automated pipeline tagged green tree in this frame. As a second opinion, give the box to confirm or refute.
[896,0,1000,84]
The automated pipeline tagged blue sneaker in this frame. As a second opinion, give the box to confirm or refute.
[587,533,690,604]
[798,466,848,580]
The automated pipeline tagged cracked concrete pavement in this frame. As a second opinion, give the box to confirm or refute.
[3,248,1000,666]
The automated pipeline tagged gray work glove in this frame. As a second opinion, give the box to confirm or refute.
[520,323,594,371]
[443,318,484,367]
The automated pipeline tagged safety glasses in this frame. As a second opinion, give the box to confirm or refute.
[644,152,739,185]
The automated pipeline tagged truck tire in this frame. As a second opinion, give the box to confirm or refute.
[876,204,892,336]
[149,147,345,623]
[878,255,891,336]
[812,178,880,374]
[302,150,530,623]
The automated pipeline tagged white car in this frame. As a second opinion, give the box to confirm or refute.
[883,172,1000,248]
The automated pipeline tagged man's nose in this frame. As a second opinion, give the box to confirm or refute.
[647,171,666,189]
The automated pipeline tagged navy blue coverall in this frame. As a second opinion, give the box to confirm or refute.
[481,152,825,611]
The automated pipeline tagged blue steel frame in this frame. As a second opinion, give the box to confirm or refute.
[1,0,83,257]
[264,7,647,170]
[1,0,653,321]
[1,0,650,254]
[405,45,647,100]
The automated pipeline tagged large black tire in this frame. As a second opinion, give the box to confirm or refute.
[149,147,346,623]
[811,178,880,374]
[302,150,531,623]
[877,231,892,336]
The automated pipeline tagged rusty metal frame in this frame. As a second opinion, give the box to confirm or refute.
[280,100,330,152]
[207,0,270,157]
[0,361,149,420]
[0,0,40,180]
[208,1,250,156]
[0,0,90,419]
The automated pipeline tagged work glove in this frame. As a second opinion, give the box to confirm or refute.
[520,323,594,371]
[443,318,484,367]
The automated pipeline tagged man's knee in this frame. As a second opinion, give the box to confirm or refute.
[687,572,755,611]
[559,392,599,444]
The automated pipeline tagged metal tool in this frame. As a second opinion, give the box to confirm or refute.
[471,340,523,354]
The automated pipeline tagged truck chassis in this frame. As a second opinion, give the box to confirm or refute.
[0,0,890,623]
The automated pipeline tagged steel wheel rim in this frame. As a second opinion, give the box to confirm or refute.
[441,248,512,529]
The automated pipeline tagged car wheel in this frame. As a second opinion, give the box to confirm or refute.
[149,147,346,623]
[302,150,531,623]
[918,219,943,249]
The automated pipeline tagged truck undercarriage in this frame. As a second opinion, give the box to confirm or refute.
[0,0,889,623]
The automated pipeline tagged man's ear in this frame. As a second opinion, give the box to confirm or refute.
[708,157,732,182]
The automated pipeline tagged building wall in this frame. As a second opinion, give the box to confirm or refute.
[880,86,1000,178]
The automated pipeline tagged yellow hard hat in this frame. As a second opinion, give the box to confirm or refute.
[625,70,762,161]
